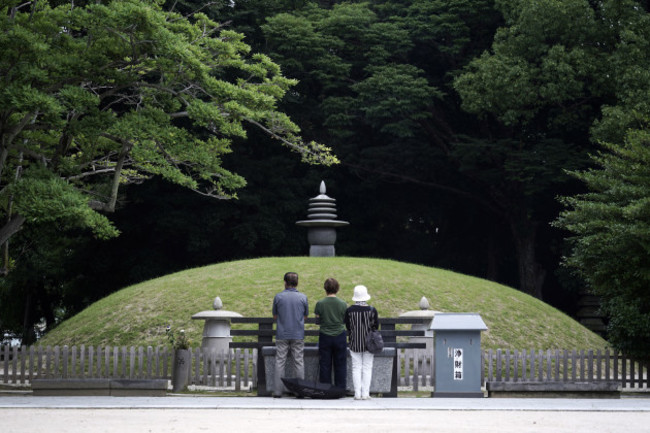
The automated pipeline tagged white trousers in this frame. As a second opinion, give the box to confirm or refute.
[350,350,374,398]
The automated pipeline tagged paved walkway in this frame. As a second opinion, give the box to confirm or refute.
[2,394,650,411]
[2,394,650,433]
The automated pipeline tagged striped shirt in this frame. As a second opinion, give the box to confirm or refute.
[344,304,378,352]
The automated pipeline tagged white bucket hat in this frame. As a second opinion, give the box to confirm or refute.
[352,285,371,302]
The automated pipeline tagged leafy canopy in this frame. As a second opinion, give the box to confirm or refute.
[0,0,336,244]
[555,125,650,357]
[547,0,650,356]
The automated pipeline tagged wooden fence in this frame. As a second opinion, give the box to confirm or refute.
[2,345,647,391]
[2,344,431,390]
[0,344,257,391]
[483,349,649,389]
[397,348,433,391]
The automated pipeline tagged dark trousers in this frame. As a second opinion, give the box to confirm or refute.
[318,331,347,389]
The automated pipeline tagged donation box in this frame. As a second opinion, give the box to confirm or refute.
[430,313,488,398]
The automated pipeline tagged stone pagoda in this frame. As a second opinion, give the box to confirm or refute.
[296,181,349,257]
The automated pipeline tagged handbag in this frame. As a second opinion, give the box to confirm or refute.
[365,329,384,354]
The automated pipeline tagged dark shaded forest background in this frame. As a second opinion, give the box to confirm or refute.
[7,0,650,344]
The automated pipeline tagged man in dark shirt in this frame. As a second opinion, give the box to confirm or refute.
[272,272,308,398]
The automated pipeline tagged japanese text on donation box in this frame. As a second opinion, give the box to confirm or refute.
[453,349,463,380]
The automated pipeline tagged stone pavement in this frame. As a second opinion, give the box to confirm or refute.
[2,394,650,433]
[2,394,650,410]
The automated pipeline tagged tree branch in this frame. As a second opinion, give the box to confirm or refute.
[66,168,116,181]
[9,1,33,20]
[4,112,38,150]
[99,132,134,212]
[0,214,26,246]
[191,187,229,200]
[169,111,189,118]
[244,118,330,164]
[134,81,193,106]
[13,145,48,165]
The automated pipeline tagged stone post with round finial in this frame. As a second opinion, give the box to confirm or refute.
[296,181,349,257]
[191,297,242,354]
[399,296,438,352]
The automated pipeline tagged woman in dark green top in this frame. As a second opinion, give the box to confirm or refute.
[314,278,348,389]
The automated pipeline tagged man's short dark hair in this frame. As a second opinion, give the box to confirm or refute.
[324,278,339,295]
[284,272,299,288]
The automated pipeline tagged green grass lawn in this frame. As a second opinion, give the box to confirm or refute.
[39,257,608,350]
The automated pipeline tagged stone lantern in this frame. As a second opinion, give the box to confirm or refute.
[191,297,242,354]
[399,296,438,352]
[296,180,349,257]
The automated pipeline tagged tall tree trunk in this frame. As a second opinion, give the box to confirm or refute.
[1,150,25,271]
[509,218,546,299]
[22,291,36,345]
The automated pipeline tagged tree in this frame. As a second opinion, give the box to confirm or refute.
[555,125,650,357]
[0,0,336,266]
[0,0,338,342]
[0,221,86,343]
[452,0,650,298]
[554,1,650,355]
[254,0,649,305]
[261,0,582,299]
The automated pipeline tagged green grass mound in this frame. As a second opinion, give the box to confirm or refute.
[39,257,607,350]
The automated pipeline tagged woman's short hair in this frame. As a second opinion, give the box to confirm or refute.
[324,278,339,295]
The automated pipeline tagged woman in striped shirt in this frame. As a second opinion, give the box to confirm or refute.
[344,285,379,400]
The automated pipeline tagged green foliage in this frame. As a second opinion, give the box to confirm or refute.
[0,0,336,246]
[454,0,602,126]
[555,125,650,357]
[10,0,650,353]
[394,0,502,59]
[352,64,443,138]
[8,167,118,239]
[455,0,650,134]
[261,1,448,154]
[166,325,191,350]
[452,136,586,199]
[0,0,340,343]
[0,221,89,343]
[590,1,650,144]
[546,1,650,356]
[450,0,650,300]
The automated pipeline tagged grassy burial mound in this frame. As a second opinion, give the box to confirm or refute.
[39,257,607,350]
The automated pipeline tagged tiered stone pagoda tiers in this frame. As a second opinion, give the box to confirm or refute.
[296,181,349,257]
